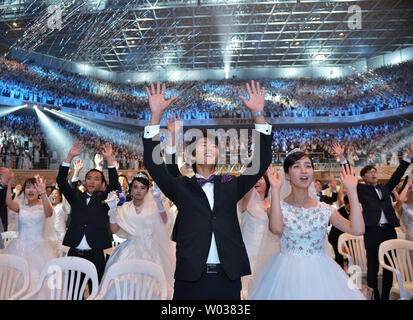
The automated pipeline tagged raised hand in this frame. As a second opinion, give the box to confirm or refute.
[152,182,163,200]
[74,158,83,173]
[94,153,104,167]
[113,160,119,171]
[267,164,283,190]
[165,114,181,135]
[238,80,265,114]
[68,141,85,158]
[339,164,358,191]
[332,142,345,157]
[34,175,47,195]
[145,81,177,116]
[102,142,113,159]
[0,167,12,185]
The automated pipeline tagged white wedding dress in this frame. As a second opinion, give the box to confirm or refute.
[4,204,57,299]
[247,200,366,300]
[240,189,280,296]
[101,195,176,300]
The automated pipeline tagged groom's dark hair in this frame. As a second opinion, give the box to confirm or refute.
[85,169,106,184]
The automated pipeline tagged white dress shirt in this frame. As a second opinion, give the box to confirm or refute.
[144,122,272,264]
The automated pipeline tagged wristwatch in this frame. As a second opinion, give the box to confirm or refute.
[252,111,265,117]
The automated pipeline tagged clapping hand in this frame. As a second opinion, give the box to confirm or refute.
[238,80,265,114]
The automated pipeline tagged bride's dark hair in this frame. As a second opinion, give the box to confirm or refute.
[283,151,314,174]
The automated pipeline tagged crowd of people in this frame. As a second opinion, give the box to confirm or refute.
[0,80,412,302]
[0,113,144,171]
[0,111,410,170]
[0,57,412,121]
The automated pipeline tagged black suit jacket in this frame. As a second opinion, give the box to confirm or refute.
[354,160,410,227]
[0,185,7,231]
[143,130,273,281]
[319,191,338,205]
[328,206,349,244]
[56,165,120,249]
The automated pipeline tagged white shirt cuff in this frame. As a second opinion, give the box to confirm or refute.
[62,162,71,167]
[165,145,176,155]
[254,123,272,135]
[107,165,115,168]
[71,177,79,183]
[403,158,411,163]
[144,125,160,139]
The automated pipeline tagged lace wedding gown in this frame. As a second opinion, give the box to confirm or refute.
[101,196,176,300]
[4,204,57,299]
[247,200,366,300]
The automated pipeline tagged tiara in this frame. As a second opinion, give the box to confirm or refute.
[135,172,149,180]
[286,148,304,158]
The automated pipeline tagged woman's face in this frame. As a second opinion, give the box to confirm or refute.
[286,156,314,189]
[51,189,62,204]
[24,183,39,201]
[254,177,267,196]
[131,180,149,201]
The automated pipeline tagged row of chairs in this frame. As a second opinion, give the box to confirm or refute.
[0,255,168,300]
[338,234,413,300]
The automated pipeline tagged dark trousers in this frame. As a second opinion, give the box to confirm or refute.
[173,265,242,300]
[364,225,397,300]
[328,233,344,269]
[67,248,106,297]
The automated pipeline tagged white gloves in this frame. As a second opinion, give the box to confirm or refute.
[152,183,165,213]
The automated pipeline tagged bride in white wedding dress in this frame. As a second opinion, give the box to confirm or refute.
[101,173,176,300]
[247,151,366,300]
[3,172,57,299]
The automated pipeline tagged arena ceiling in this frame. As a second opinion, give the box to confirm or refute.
[0,0,413,72]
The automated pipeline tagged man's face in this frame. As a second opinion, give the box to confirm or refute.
[194,137,219,166]
[314,180,322,193]
[362,168,378,185]
[84,171,103,194]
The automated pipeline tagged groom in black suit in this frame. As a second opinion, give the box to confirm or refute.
[336,142,413,300]
[56,141,120,283]
[143,80,273,300]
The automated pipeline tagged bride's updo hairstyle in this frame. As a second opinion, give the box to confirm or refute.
[283,151,314,174]
[131,171,150,190]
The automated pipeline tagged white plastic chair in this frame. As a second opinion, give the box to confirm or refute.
[338,233,367,276]
[379,239,413,300]
[0,254,30,300]
[21,256,99,300]
[1,231,18,248]
[95,259,167,300]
